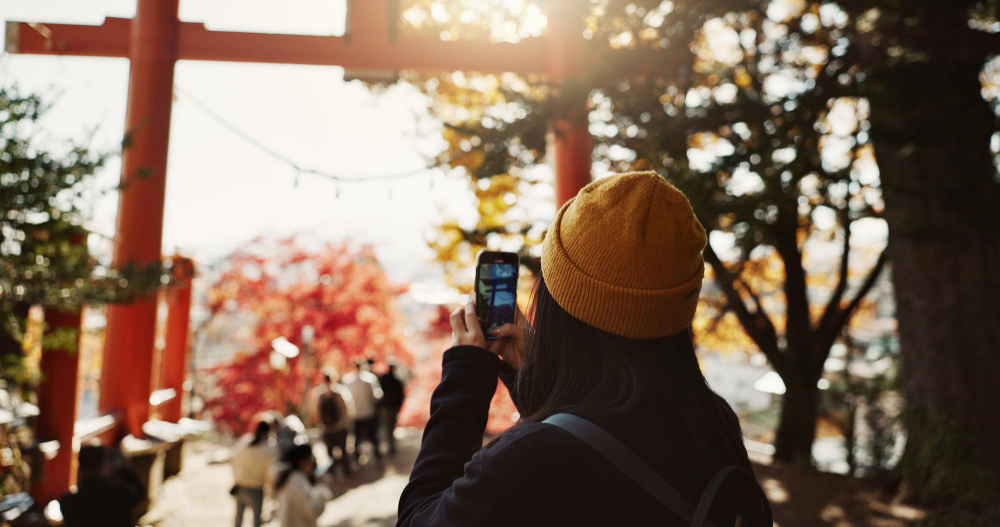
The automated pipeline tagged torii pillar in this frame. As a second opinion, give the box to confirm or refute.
[33,308,83,503]
[548,0,593,206]
[98,0,179,436]
[160,255,194,423]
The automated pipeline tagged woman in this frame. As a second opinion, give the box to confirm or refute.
[398,172,773,526]
[276,444,334,527]
[231,420,275,527]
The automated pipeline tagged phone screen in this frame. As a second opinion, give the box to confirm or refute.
[475,258,518,339]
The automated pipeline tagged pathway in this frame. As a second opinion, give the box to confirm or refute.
[142,430,421,527]
[142,431,922,527]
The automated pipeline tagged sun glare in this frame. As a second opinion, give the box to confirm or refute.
[400,0,547,43]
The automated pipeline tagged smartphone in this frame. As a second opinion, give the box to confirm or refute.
[474,251,520,340]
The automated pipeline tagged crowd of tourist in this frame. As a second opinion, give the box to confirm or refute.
[228,357,407,527]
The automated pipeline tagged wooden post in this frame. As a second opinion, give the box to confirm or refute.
[159,256,193,423]
[552,122,594,206]
[33,308,83,503]
[547,0,593,206]
[99,0,179,437]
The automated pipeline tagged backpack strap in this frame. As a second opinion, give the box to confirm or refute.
[691,465,755,527]
[543,413,719,527]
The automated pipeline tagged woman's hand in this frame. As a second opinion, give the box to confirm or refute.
[450,299,529,371]
[487,306,528,371]
[450,300,487,348]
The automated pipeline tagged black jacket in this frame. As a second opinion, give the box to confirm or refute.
[398,346,769,527]
[380,369,407,409]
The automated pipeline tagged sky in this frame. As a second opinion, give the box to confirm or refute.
[1,0,482,282]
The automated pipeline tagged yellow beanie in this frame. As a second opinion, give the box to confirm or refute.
[541,172,707,339]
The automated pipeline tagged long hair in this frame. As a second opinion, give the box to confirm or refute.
[513,276,770,523]
[249,421,270,447]
[275,443,315,491]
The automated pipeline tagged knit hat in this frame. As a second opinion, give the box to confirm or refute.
[541,172,707,339]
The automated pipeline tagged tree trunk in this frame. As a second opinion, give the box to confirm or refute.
[774,380,819,465]
[869,60,1000,482]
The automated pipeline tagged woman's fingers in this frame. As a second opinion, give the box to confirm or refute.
[490,323,522,340]
[450,301,487,348]
[449,307,466,334]
[450,307,469,347]
[464,301,483,339]
[488,322,525,370]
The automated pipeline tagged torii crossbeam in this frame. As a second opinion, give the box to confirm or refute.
[6,0,592,501]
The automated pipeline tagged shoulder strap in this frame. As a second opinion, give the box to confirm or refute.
[543,413,720,527]
[691,466,754,527]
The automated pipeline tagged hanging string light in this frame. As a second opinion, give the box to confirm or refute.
[175,85,439,189]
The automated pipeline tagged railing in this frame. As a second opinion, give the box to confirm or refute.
[148,388,177,408]
[74,412,121,443]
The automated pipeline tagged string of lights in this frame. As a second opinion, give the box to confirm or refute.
[173,85,441,186]
[83,87,444,251]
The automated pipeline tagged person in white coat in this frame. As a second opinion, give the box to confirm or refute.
[275,444,333,527]
[342,359,383,462]
[231,421,277,527]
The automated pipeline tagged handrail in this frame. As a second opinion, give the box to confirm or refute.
[149,388,177,407]
[142,418,209,443]
[74,413,120,443]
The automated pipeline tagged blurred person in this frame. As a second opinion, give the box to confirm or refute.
[342,358,383,462]
[305,377,328,430]
[275,444,333,527]
[378,357,407,456]
[398,173,773,526]
[231,421,276,527]
[271,411,307,460]
[58,444,144,527]
[317,371,356,476]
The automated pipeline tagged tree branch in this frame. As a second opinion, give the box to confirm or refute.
[703,243,787,375]
[773,201,812,353]
[833,249,888,333]
[737,274,767,315]
[814,249,888,373]
[818,213,853,336]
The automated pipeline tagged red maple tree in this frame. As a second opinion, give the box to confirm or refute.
[203,237,413,434]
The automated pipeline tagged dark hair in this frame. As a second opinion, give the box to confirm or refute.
[513,276,771,524]
[275,444,316,491]
[77,444,108,475]
[250,421,270,446]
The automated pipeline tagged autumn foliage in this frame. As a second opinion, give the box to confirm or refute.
[203,238,413,434]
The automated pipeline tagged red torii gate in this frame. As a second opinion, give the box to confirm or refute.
[6,0,592,499]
